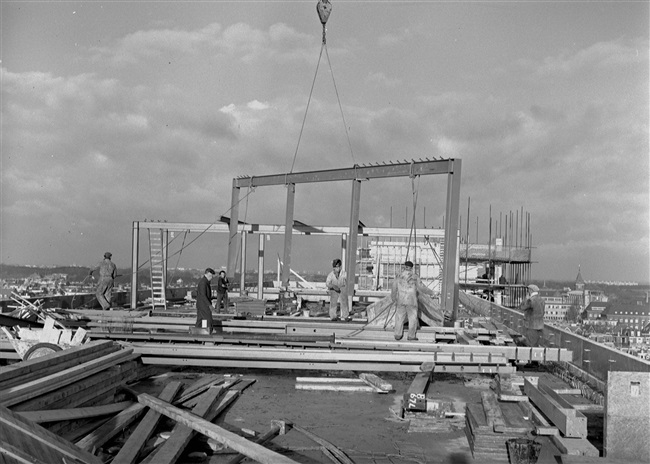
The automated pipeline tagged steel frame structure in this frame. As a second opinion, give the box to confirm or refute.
[227,159,462,317]
[130,159,462,318]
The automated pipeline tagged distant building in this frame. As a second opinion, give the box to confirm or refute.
[605,302,650,338]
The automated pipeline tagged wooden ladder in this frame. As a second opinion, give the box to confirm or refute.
[148,229,167,309]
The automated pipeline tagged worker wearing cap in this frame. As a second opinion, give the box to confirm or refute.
[196,268,216,332]
[90,252,117,310]
[326,259,350,321]
[520,284,545,347]
[391,261,435,341]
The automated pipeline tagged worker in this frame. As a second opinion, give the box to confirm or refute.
[391,261,435,341]
[519,284,545,347]
[195,268,216,332]
[215,270,230,313]
[90,252,117,310]
[326,259,350,322]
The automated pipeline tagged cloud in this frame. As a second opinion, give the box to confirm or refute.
[377,28,414,47]
[89,21,318,67]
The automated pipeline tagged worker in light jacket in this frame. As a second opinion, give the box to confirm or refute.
[391,261,435,341]
[90,252,117,311]
[195,268,216,332]
[326,259,350,322]
[519,284,545,347]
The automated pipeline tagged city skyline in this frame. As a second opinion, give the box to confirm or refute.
[1,1,648,282]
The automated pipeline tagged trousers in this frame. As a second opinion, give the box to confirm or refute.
[394,304,418,340]
[216,292,229,312]
[329,290,349,320]
[96,278,114,310]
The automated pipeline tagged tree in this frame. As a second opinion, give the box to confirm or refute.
[566,304,580,322]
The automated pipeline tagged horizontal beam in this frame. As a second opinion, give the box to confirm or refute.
[139,357,516,374]
[134,221,445,238]
[234,159,456,188]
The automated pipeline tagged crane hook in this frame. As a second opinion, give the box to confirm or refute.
[316,0,332,44]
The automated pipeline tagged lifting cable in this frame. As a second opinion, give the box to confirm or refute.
[405,173,420,263]
[290,0,355,173]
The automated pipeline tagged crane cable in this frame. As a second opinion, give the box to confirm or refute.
[290,0,355,173]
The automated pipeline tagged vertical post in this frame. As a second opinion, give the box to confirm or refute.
[281,183,296,288]
[130,221,140,310]
[441,159,462,322]
[258,234,265,300]
[227,181,240,277]
[240,231,247,296]
[345,180,362,311]
[341,233,347,269]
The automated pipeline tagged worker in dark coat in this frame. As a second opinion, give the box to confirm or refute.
[195,268,216,332]
[519,284,545,347]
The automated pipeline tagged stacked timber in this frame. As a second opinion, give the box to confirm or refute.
[523,377,599,458]
[464,391,535,462]
[491,372,527,401]
[0,340,153,464]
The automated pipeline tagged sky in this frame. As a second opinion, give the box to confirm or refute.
[1,0,648,283]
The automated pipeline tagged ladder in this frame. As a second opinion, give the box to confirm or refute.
[148,229,167,309]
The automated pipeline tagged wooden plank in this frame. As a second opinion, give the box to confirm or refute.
[17,401,134,424]
[140,386,225,464]
[0,340,117,388]
[12,360,139,411]
[0,404,102,464]
[359,373,393,392]
[524,378,587,439]
[480,391,507,432]
[121,388,300,464]
[296,383,376,392]
[140,388,241,464]
[551,435,599,457]
[226,420,292,464]
[111,381,183,464]
[0,343,121,391]
[292,423,354,464]
[0,440,52,464]
[1,349,135,407]
[75,402,147,451]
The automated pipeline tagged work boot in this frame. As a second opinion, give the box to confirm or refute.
[394,335,403,341]
[330,317,339,322]
[407,337,419,341]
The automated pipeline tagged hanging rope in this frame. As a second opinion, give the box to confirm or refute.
[291,0,355,172]
[405,174,420,262]
[325,46,356,166]
[290,43,325,173]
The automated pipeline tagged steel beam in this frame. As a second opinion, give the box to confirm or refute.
[344,180,362,313]
[233,159,455,188]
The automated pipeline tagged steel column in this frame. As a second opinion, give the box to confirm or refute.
[441,159,462,320]
[344,180,362,311]
[240,231,247,295]
[281,184,296,288]
[227,181,240,278]
[258,234,265,299]
[131,221,140,309]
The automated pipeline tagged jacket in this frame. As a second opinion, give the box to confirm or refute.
[521,294,545,330]
[326,270,346,293]
[391,269,434,307]
[196,276,214,313]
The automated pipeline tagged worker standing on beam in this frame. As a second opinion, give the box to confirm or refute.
[90,252,117,311]
[326,259,350,322]
[195,268,216,332]
[392,261,435,341]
